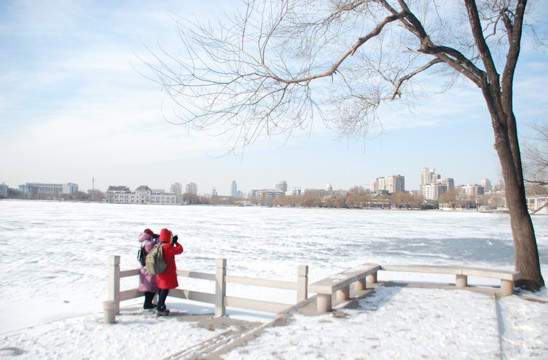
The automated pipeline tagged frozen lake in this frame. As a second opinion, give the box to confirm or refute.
[1,200,547,334]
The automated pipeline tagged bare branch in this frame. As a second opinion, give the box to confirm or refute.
[391,58,443,99]
[523,121,548,186]
[464,0,500,88]
[142,0,533,152]
[268,11,405,84]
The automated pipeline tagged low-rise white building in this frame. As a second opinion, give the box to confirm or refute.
[105,185,177,205]
[253,189,285,205]
[19,182,79,196]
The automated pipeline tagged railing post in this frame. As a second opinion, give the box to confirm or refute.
[336,286,350,301]
[500,280,514,296]
[354,278,367,291]
[317,294,332,313]
[215,258,227,317]
[107,255,121,314]
[456,274,468,288]
[297,265,309,302]
[104,255,120,324]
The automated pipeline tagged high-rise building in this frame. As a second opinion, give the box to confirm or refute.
[370,175,405,194]
[170,182,182,196]
[231,180,238,197]
[494,180,505,191]
[276,180,288,192]
[0,183,8,197]
[369,180,378,193]
[377,177,386,191]
[385,175,405,194]
[482,179,492,193]
[437,178,454,190]
[420,168,438,186]
[421,184,447,200]
[420,169,452,200]
[185,182,198,195]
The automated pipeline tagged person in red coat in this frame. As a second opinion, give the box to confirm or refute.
[155,228,184,316]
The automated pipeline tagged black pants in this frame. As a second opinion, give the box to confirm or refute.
[157,289,169,310]
[144,292,156,308]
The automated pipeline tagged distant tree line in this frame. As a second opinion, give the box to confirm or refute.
[2,184,544,209]
[272,186,428,209]
[1,188,106,202]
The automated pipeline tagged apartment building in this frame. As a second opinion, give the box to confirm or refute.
[185,182,198,195]
[370,175,405,194]
[419,169,454,200]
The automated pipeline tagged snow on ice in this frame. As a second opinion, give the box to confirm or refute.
[0,200,547,359]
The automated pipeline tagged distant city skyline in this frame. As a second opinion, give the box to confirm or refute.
[1,1,545,199]
[7,167,502,198]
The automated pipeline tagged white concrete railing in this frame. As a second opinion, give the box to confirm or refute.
[103,256,308,323]
[103,257,522,322]
[309,263,521,313]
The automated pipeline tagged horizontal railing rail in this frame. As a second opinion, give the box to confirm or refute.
[103,256,308,323]
[103,257,521,322]
[309,263,521,313]
[374,263,520,296]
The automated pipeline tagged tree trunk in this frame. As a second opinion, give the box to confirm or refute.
[482,86,545,291]
[466,0,544,291]
[497,126,544,291]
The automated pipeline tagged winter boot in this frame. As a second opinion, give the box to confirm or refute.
[155,305,170,316]
[143,292,156,310]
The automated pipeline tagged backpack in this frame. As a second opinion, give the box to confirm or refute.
[145,244,171,275]
[137,242,147,266]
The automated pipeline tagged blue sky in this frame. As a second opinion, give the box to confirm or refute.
[1,0,547,196]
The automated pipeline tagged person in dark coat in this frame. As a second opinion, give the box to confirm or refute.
[138,228,159,309]
[155,228,184,316]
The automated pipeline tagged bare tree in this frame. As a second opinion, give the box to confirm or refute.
[439,188,460,209]
[346,186,370,208]
[148,0,544,290]
[523,122,548,187]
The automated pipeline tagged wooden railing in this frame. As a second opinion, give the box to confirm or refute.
[103,256,308,323]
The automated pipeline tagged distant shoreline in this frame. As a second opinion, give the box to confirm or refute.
[0,197,521,215]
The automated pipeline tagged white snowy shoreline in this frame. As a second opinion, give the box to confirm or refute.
[1,201,547,359]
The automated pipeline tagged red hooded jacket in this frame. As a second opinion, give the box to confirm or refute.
[156,229,184,290]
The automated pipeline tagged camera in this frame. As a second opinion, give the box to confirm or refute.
[153,234,160,240]
[172,235,178,244]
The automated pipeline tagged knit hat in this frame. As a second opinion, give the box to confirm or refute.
[159,228,172,243]
[144,228,154,236]
[138,231,153,242]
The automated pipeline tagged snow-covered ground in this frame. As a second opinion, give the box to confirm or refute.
[1,200,547,359]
